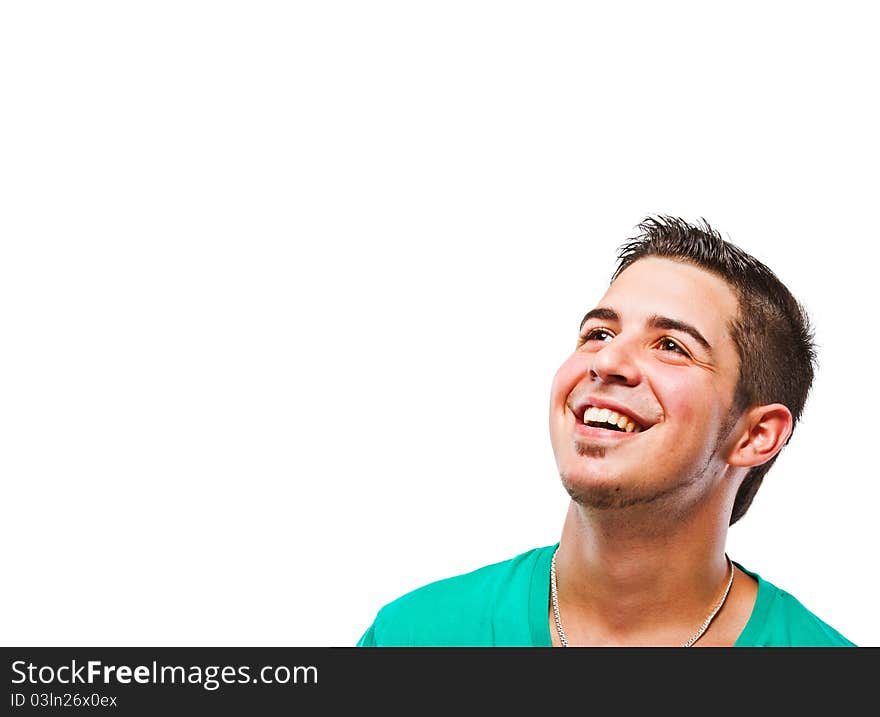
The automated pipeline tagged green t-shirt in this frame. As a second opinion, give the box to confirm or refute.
[357,544,856,647]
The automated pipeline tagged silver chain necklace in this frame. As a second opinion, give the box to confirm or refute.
[550,547,735,647]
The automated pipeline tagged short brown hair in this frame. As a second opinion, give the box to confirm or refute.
[611,215,818,525]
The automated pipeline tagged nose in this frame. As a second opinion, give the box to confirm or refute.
[590,334,642,386]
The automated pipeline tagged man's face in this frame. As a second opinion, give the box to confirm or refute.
[548,256,744,512]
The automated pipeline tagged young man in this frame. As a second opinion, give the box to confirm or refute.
[357,216,855,647]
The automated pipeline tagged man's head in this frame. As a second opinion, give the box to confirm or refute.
[548,215,817,526]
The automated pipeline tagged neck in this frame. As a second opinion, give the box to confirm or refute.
[554,498,734,645]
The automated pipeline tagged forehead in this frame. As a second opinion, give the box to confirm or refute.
[598,257,740,344]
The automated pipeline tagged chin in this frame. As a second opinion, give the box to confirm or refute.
[559,468,671,511]
[560,468,623,507]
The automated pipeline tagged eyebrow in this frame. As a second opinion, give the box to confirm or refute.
[579,307,714,355]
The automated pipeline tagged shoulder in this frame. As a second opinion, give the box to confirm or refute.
[357,545,554,647]
[736,564,856,647]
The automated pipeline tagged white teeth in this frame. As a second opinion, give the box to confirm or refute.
[583,405,642,433]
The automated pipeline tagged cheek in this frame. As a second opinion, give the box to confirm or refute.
[550,354,586,404]
[657,370,719,426]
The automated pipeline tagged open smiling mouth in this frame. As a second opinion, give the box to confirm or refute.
[577,405,646,434]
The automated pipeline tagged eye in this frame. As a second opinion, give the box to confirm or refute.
[656,337,688,356]
[579,328,614,344]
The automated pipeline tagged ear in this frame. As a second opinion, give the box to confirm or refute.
[726,403,794,469]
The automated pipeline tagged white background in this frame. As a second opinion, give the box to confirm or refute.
[1,2,877,647]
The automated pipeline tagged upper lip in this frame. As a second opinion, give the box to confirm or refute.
[571,396,654,431]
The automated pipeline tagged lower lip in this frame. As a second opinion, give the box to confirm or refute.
[575,422,642,439]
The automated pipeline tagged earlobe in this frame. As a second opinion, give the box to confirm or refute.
[726,403,794,469]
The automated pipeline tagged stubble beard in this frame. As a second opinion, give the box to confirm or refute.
[560,407,739,512]
[561,440,693,510]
